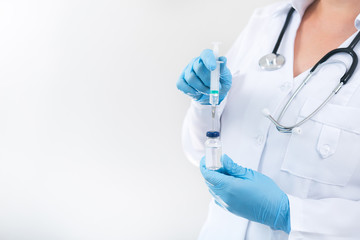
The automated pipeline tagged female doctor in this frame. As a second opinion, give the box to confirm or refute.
[177,0,360,239]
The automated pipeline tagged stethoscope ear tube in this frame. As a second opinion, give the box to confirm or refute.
[310,48,358,85]
[342,50,358,84]
[310,31,360,85]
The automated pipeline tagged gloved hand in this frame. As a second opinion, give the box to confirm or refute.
[200,154,291,234]
[176,49,232,105]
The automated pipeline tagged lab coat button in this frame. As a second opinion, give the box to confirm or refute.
[319,144,331,157]
[280,82,292,91]
[256,135,264,145]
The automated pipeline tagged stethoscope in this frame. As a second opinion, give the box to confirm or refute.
[259,7,360,134]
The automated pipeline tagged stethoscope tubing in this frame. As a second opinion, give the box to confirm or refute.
[263,7,360,133]
[272,7,295,54]
[311,48,358,84]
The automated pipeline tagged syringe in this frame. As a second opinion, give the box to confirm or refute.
[205,43,223,170]
[210,42,222,120]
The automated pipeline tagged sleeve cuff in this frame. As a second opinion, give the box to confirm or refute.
[287,194,304,236]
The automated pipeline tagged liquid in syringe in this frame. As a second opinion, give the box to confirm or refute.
[210,42,222,128]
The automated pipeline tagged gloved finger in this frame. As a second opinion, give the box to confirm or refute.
[193,57,211,88]
[214,199,224,208]
[200,157,229,188]
[208,188,230,210]
[199,49,217,71]
[201,156,226,177]
[219,56,232,96]
[219,56,228,72]
[195,94,211,104]
[221,154,253,179]
[176,73,204,100]
[184,62,210,94]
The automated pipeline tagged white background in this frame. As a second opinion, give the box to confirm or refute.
[0,0,277,239]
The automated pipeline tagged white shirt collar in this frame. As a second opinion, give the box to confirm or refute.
[291,0,314,18]
[354,17,360,30]
[275,0,360,30]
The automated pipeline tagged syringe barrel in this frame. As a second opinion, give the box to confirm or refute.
[209,94,219,106]
[210,61,221,105]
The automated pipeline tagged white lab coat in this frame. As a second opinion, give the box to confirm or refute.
[182,0,360,239]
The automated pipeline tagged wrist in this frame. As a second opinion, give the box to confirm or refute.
[273,193,291,234]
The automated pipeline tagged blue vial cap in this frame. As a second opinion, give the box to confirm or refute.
[206,131,220,138]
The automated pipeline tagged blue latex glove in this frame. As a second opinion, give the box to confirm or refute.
[176,49,232,104]
[200,154,291,234]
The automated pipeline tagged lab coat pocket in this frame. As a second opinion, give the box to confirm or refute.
[281,98,360,186]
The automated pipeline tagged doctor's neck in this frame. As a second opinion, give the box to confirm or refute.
[312,0,360,23]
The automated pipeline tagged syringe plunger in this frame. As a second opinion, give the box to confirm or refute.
[212,42,221,59]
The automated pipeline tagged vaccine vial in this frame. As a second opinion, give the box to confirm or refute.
[205,131,222,170]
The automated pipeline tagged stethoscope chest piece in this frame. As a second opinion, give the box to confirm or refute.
[259,53,285,71]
